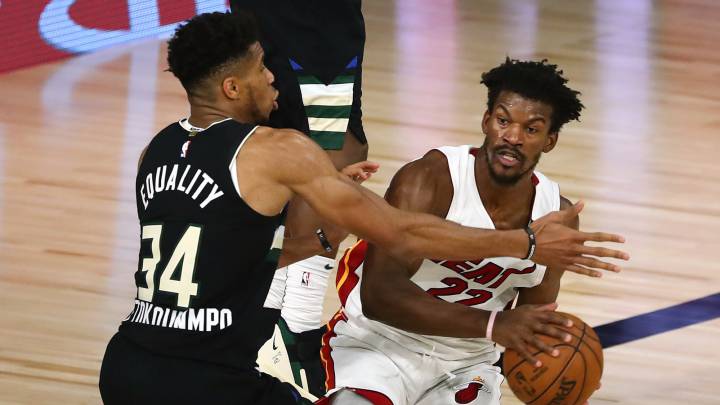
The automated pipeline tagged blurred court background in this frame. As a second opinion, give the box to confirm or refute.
[1,1,719,404]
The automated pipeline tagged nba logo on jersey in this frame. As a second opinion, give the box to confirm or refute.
[301,272,311,287]
[181,140,191,158]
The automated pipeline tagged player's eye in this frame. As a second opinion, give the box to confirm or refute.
[527,127,538,134]
[497,117,508,126]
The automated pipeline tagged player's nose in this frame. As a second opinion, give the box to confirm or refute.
[502,124,523,145]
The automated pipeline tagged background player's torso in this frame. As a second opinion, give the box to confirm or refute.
[339,145,560,361]
[231,0,367,148]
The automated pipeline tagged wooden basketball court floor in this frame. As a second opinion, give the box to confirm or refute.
[1,0,719,403]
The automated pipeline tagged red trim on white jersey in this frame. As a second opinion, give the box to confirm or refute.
[348,389,394,405]
[320,311,347,392]
[336,241,368,307]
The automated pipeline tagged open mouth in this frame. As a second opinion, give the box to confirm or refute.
[495,149,522,167]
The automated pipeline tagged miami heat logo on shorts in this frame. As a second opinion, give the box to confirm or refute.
[454,376,490,404]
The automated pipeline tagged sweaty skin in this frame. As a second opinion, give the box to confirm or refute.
[359,150,574,337]
[278,131,368,267]
[359,152,576,333]
[181,42,628,291]
[359,91,600,368]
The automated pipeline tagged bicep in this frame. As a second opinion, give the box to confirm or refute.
[363,242,422,286]
[265,133,391,243]
[360,156,447,296]
[383,150,450,215]
[291,170,395,241]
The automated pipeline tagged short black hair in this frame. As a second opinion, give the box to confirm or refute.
[167,11,258,92]
[481,58,584,133]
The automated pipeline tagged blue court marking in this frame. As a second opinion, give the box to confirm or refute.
[498,293,720,371]
[595,292,720,348]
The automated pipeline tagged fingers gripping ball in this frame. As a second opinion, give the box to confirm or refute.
[503,313,603,405]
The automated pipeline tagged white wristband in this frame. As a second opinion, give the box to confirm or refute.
[486,310,499,340]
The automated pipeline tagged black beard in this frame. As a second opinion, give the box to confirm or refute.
[482,142,541,186]
[247,86,268,124]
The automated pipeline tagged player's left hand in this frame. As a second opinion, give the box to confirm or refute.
[341,161,379,184]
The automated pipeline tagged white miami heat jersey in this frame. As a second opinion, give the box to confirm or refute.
[335,145,561,362]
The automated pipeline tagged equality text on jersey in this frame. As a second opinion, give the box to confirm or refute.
[140,164,224,210]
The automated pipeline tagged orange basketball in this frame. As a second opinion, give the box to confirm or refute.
[503,313,603,405]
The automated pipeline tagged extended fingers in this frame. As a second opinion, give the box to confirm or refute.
[515,342,542,368]
[573,200,585,214]
[573,256,622,273]
[539,311,573,329]
[360,160,380,170]
[342,168,376,183]
[534,322,572,343]
[579,245,630,261]
[565,265,603,278]
[527,304,572,328]
[528,335,560,358]
[581,231,626,244]
[342,161,379,176]
[364,164,380,172]
[561,200,583,218]
[350,161,379,173]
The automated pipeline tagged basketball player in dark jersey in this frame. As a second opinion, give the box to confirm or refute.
[229,0,369,396]
[98,12,627,404]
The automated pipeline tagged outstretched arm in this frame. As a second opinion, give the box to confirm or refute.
[277,161,379,268]
[236,128,628,271]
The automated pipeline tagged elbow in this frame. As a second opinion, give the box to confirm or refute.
[372,232,421,263]
[388,221,426,260]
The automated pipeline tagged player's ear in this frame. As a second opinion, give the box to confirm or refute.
[221,76,242,100]
[543,131,558,153]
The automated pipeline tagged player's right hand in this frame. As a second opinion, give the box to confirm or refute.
[492,303,571,367]
[530,201,629,277]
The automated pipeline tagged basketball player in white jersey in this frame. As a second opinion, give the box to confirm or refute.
[321,59,606,405]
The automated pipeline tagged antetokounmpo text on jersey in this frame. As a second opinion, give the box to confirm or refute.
[125,299,232,332]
